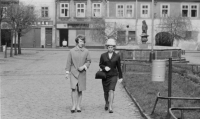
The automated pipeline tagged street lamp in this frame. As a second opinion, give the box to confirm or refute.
[149,0,155,62]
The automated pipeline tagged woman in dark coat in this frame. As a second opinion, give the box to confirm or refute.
[99,38,123,113]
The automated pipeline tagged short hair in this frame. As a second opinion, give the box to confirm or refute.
[75,35,86,43]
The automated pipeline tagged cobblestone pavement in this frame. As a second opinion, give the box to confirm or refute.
[0,50,143,119]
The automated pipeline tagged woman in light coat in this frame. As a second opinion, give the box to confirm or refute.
[65,35,91,113]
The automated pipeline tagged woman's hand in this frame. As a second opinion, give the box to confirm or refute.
[118,78,123,83]
[78,65,87,71]
[78,66,84,71]
[105,66,111,71]
[65,73,69,79]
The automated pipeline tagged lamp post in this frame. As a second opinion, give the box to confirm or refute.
[149,0,155,62]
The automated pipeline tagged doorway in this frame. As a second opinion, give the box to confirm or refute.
[1,29,11,47]
[60,29,68,47]
[45,28,52,48]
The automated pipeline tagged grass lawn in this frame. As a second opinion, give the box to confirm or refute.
[122,61,200,119]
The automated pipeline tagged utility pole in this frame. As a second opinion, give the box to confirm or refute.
[135,0,138,42]
[0,0,2,52]
[149,0,155,62]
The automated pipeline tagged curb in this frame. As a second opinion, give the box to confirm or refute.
[122,85,152,119]
[21,48,107,51]
[185,50,200,53]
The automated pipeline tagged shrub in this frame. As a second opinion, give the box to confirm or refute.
[155,32,173,46]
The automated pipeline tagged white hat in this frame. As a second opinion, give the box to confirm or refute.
[106,38,116,46]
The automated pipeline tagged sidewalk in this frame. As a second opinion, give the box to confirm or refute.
[0,50,143,119]
[182,51,200,64]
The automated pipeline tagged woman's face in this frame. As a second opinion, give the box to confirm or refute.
[107,45,114,53]
[77,39,84,48]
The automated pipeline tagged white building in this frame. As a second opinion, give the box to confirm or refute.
[20,0,56,48]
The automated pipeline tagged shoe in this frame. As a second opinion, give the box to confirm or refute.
[105,106,108,110]
[105,103,109,110]
[77,110,81,112]
[109,110,113,113]
[71,110,75,113]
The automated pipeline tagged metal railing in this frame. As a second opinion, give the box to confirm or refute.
[151,92,200,118]
[169,107,200,119]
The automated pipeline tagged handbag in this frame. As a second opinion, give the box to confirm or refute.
[95,70,106,79]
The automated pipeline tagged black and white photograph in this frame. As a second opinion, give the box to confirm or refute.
[0,0,200,119]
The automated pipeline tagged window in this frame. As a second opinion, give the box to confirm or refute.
[191,5,198,17]
[92,3,101,17]
[185,31,192,39]
[141,4,150,18]
[2,7,7,18]
[126,5,134,18]
[41,7,49,17]
[76,3,85,17]
[182,5,189,17]
[116,4,124,17]
[128,31,135,41]
[60,3,69,17]
[181,4,199,17]
[117,31,126,44]
[161,4,169,17]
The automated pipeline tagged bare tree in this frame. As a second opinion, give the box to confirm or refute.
[89,18,124,45]
[158,14,192,46]
[5,3,37,55]
[0,1,4,52]
[5,3,18,56]
[15,4,38,54]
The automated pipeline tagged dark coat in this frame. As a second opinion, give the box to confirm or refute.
[99,52,122,79]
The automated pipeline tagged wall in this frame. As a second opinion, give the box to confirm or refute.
[19,0,56,48]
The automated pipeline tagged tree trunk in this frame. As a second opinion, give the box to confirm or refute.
[10,31,13,57]
[14,32,17,55]
[0,23,2,52]
[18,32,21,54]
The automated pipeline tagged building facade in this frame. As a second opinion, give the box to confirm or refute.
[106,0,200,50]
[2,0,200,50]
[19,0,56,48]
[55,0,107,48]
[0,0,19,47]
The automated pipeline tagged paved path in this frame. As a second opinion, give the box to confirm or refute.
[0,50,143,119]
[182,51,200,64]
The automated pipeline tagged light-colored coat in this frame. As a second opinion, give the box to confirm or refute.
[65,46,91,91]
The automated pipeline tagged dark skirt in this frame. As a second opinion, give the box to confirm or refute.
[102,76,117,92]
